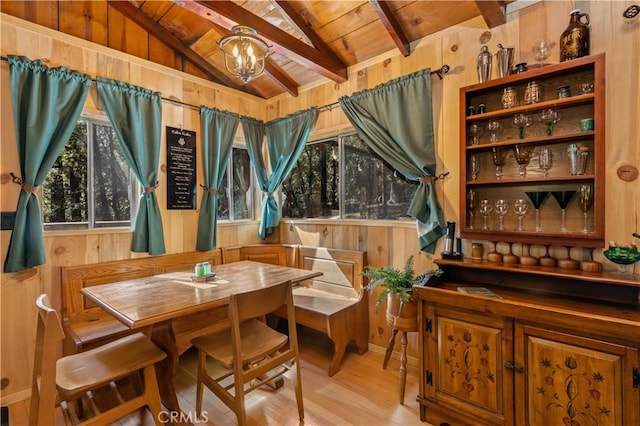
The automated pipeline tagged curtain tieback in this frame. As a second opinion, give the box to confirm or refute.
[419,172,450,184]
[265,192,274,197]
[143,182,159,193]
[200,185,219,195]
[9,172,39,193]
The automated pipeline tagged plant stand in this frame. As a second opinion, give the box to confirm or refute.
[382,295,418,404]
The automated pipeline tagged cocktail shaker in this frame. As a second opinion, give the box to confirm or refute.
[443,222,456,253]
[477,46,492,82]
[495,44,514,78]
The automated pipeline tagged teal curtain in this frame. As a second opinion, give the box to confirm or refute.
[196,107,240,250]
[338,68,445,253]
[96,77,165,255]
[242,108,318,239]
[4,56,91,273]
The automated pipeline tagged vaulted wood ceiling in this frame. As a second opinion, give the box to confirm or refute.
[1,1,512,99]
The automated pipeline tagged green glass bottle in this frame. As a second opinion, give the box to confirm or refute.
[560,9,590,62]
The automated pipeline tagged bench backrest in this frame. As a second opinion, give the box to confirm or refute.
[223,244,288,266]
[297,246,367,298]
[61,250,223,320]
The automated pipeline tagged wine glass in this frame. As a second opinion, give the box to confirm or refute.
[532,40,550,67]
[469,154,480,181]
[550,190,576,232]
[538,147,553,177]
[513,199,529,231]
[494,199,509,230]
[538,109,561,136]
[491,147,507,180]
[513,144,535,178]
[512,114,532,139]
[479,199,493,230]
[468,123,484,146]
[525,191,550,232]
[467,188,478,229]
[579,184,594,233]
[487,120,504,143]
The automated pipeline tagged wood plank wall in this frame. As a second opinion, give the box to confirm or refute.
[1,0,639,404]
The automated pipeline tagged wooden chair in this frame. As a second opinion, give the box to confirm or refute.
[191,281,303,426]
[30,294,167,425]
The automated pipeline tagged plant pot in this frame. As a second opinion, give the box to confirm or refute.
[385,294,418,331]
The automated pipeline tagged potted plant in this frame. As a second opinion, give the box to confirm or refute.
[362,255,442,328]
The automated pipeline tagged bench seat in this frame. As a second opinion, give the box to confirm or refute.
[61,250,223,355]
[273,246,369,376]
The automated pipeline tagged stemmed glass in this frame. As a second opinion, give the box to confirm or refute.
[479,199,493,230]
[467,188,478,229]
[491,147,507,180]
[538,109,561,136]
[487,120,504,143]
[532,40,550,67]
[468,123,484,146]
[469,154,480,181]
[525,191,550,232]
[512,114,532,139]
[494,199,509,230]
[538,147,553,177]
[579,184,594,233]
[550,190,576,232]
[513,144,535,178]
[513,199,529,231]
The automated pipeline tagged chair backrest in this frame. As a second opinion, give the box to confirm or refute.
[30,294,66,426]
[231,281,293,323]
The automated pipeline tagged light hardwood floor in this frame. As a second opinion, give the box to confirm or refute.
[8,326,430,426]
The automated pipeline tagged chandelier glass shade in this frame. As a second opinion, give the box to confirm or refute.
[218,26,269,83]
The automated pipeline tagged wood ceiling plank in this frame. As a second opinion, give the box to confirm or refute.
[189,0,348,82]
[107,3,149,59]
[107,1,245,91]
[369,0,411,57]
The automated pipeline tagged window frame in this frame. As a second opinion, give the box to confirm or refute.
[217,144,254,222]
[42,112,139,232]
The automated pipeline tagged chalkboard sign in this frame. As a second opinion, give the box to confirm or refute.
[166,126,197,210]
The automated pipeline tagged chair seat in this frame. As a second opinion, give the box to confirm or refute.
[56,332,166,396]
[191,319,287,368]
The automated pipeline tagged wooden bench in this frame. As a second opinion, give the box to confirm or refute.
[60,249,223,355]
[273,246,369,376]
[222,244,288,266]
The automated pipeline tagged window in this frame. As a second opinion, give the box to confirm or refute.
[281,133,417,220]
[43,116,136,230]
[217,146,254,221]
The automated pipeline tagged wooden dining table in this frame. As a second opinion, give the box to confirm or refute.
[80,260,322,414]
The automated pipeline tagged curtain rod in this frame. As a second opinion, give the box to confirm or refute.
[317,64,450,112]
[1,55,449,114]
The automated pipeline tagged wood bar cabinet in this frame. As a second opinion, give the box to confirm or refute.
[414,260,640,425]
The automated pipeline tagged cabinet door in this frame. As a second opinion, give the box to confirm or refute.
[430,307,514,425]
[516,325,639,426]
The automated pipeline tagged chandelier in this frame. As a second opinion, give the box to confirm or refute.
[218,26,270,83]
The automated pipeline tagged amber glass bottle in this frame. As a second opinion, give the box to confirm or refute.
[560,9,590,62]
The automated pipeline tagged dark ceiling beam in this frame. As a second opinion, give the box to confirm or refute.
[264,62,298,97]
[274,1,340,60]
[368,0,411,57]
[107,1,250,93]
[186,0,348,83]
[474,0,508,28]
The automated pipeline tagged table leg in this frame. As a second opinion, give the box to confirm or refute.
[150,320,181,413]
[383,327,399,369]
[399,331,408,404]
